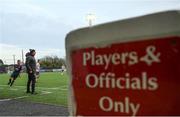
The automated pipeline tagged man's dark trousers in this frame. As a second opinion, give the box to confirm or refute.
[27,73,36,93]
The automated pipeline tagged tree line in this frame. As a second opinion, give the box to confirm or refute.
[39,56,66,69]
[0,56,66,69]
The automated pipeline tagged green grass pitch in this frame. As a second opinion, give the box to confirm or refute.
[0,72,69,106]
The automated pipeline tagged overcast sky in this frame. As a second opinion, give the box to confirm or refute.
[0,0,180,64]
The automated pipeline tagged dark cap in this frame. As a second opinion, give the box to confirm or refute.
[29,49,35,54]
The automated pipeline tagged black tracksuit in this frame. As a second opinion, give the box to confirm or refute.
[25,55,36,93]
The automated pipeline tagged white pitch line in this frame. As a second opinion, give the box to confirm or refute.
[9,88,18,91]
[0,91,52,102]
[12,96,29,100]
[0,96,29,102]
[41,91,52,94]
[0,85,62,90]
[0,99,11,101]
[45,88,59,90]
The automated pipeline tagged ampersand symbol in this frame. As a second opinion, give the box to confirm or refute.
[140,45,161,66]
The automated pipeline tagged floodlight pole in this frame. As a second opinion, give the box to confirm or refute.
[22,49,24,64]
[86,14,96,27]
[88,18,92,26]
[13,55,16,70]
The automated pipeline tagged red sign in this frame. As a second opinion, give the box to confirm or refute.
[71,36,180,116]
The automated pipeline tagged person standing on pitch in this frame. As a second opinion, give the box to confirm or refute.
[25,49,37,94]
[36,59,41,82]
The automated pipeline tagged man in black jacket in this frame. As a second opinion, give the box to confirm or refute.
[25,49,37,94]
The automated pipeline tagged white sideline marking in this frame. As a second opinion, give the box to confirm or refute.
[41,91,52,94]
[0,99,11,101]
[12,96,29,100]
[47,88,59,90]
[0,85,63,90]
[0,84,66,102]
[0,96,29,102]
[0,91,52,102]
[9,88,18,91]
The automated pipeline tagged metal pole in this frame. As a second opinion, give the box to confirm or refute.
[89,19,92,27]
[22,49,24,64]
[86,14,96,27]
[13,55,16,70]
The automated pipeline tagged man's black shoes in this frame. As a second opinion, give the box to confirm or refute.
[26,91,38,95]
[26,91,31,93]
[31,92,38,95]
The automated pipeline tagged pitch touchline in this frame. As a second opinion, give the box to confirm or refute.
[0,91,52,102]
[0,85,65,90]
[9,88,18,91]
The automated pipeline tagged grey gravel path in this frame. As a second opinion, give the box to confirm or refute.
[0,100,69,116]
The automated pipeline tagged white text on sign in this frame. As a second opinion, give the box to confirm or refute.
[83,45,161,70]
[82,45,160,116]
